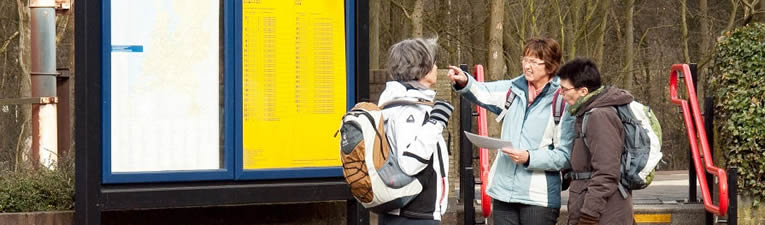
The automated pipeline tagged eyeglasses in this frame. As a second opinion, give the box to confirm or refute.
[560,85,576,93]
[521,57,545,66]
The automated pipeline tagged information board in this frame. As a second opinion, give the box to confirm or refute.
[109,0,223,173]
[241,0,347,170]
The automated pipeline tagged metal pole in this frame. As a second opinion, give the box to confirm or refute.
[75,0,103,223]
[704,95,715,225]
[687,64,698,203]
[728,167,737,225]
[30,0,58,169]
[459,64,476,225]
[347,200,369,225]
[688,63,714,224]
[56,68,72,159]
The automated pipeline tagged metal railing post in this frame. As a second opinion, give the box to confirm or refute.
[704,95,715,225]
[459,64,475,225]
[728,167,737,225]
[686,64,698,203]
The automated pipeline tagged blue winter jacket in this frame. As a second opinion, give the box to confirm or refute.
[455,73,575,208]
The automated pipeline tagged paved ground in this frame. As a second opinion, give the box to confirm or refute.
[99,170,703,225]
[561,170,698,205]
[375,170,704,225]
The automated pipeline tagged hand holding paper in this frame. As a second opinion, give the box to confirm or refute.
[465,131,527,164]
[464,131,513,150]
[503,149,529,164]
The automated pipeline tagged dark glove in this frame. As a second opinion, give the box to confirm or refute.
[429,100,454,126]
[577,213,599,225]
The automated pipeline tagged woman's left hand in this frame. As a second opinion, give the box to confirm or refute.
[501,148,529,164]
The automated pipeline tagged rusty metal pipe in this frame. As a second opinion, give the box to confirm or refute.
[30,0,58,169]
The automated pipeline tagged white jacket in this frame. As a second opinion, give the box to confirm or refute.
[378,81,450,220]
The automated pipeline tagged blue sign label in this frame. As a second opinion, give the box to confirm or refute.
[112,45,144,52]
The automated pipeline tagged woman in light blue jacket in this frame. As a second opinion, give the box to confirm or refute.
[447,38,575,225]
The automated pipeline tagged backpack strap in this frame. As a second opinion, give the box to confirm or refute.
[504,89,516,110]
[567,171,593,180]
[551,88,566,125]
[580,109,594,150]
[495,89,517,122]
[436,142,447,206]
[498,88,566,124]
[580,107,616,149]
[379,98,435,109]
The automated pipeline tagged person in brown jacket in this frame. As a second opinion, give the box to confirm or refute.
[556,58,637,225]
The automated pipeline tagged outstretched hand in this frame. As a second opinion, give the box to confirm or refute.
[447,66,468,87]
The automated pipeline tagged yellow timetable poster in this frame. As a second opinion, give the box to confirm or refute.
[242,0,346,169]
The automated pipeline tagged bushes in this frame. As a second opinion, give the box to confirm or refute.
[711,22,765,207]
[0,156,74,212]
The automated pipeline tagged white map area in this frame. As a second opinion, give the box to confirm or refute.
[110,0,220,172]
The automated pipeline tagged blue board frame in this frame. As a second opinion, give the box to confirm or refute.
[102,0,356,183]
[234,0,355,180]
[101,0,236,184]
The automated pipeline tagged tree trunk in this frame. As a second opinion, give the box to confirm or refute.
[725,0,739,34]
[488,0,504,81]
[595,0,610,65]
[370,0,380,69]
[503,0,520,77]
[741,0,759,24]
[681,0,691,63]
[0,0,31,170]
[380,0,391,66]
[568,0,583,60]
[760,0,765,22]
[412,0,424,37]
[623,0,634,90]
[554,0,565,58]
[698,0,710,100]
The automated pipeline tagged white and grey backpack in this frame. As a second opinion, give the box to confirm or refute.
[337,99,443,213]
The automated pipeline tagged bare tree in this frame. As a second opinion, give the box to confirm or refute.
[412,0,424,37]
[488,0,504,81]
[390,0,424,37]
[698,0,710,99]
[567,0,583,59]
[0,0,31,170]
[740,0,762,24]
[595,0,610,65]
[623,0,635,90]
[760,0,765,22]
[681,0,691,63]
[370,0,381,69]
[725,0,740,33]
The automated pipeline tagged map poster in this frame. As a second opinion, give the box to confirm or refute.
[110,0,222,172]
[242,0,346,170]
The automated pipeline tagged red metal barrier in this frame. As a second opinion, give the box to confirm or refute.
[669,64,728,216]
[473,65,492,217]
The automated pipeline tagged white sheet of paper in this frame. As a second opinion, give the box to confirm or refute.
[464,131,514,150]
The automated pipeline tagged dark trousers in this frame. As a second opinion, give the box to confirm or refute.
[378,213,439,225]
[492,200,560,225]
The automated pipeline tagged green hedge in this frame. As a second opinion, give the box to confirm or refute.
[711,22,765,207]
[0,157,74,212]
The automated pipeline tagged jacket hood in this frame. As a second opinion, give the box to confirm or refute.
[377,81,436,105]
[575,86,634,116]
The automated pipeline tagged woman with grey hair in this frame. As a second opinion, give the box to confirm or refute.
[377,37,453,225]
